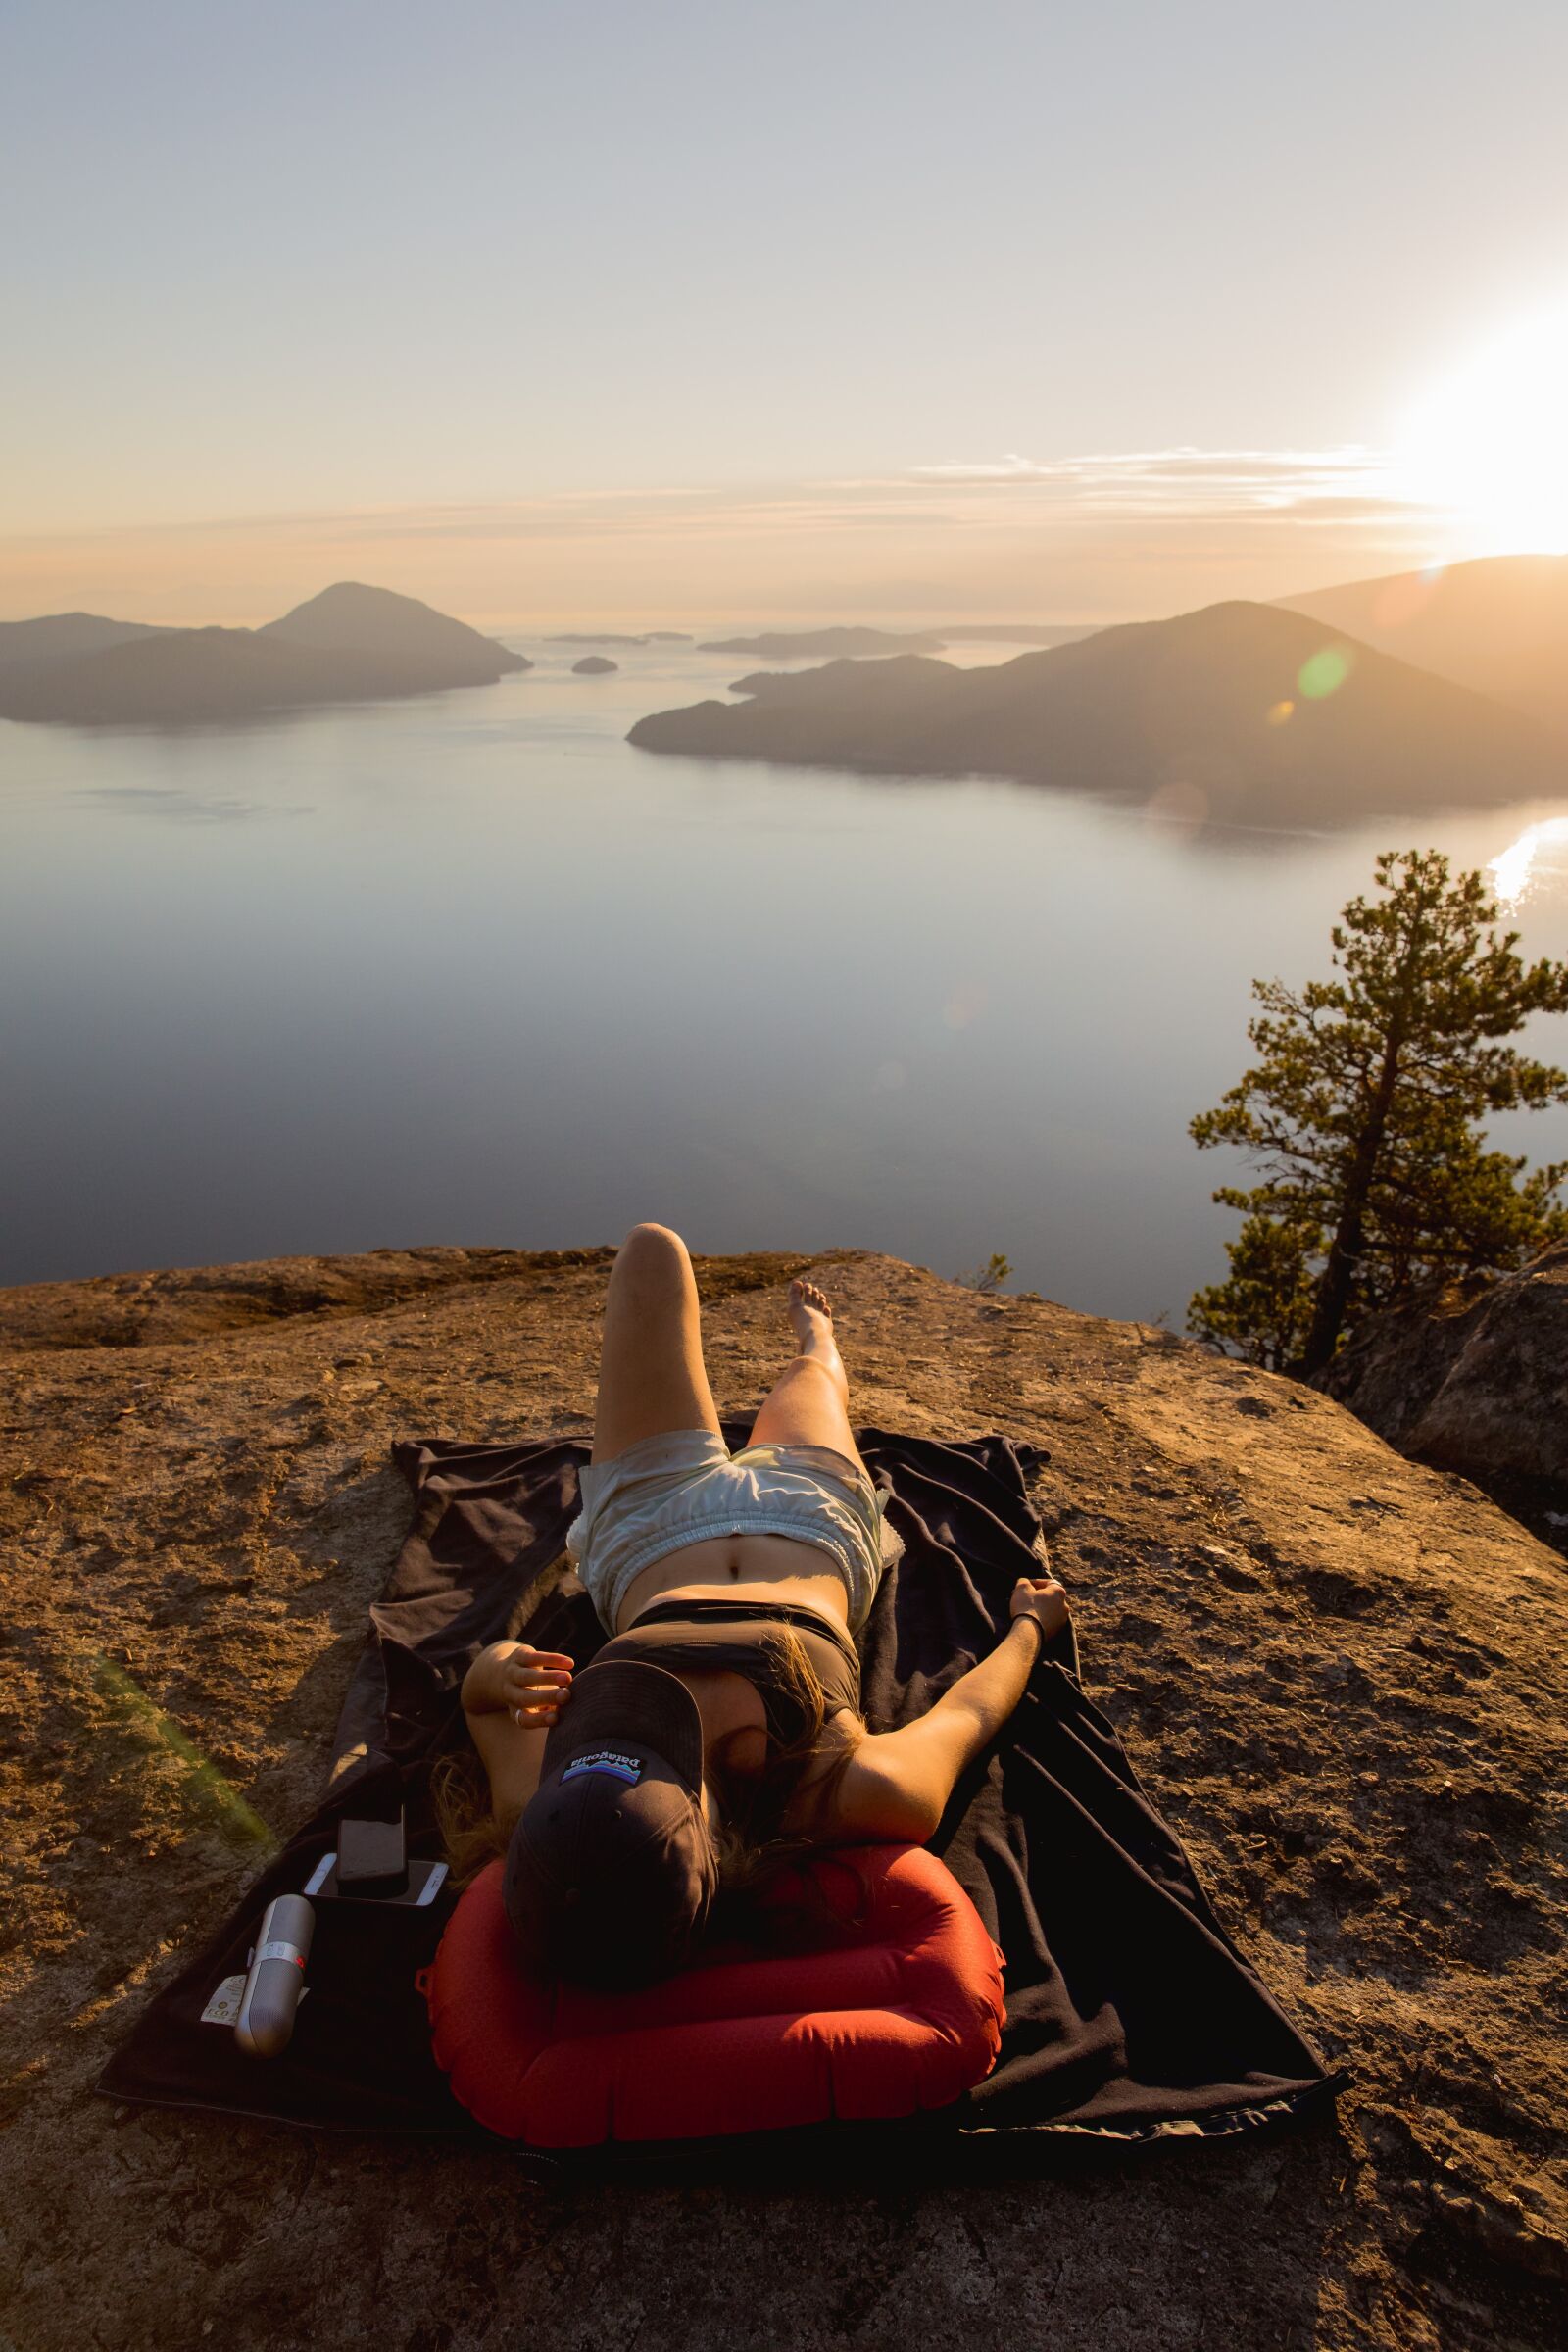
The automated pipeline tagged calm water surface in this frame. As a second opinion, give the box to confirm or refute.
[4,640,1567,1321]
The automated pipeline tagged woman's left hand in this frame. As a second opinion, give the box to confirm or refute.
[1009,1575,1070,1641]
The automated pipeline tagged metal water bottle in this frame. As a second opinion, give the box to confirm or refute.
[235,1894,315,2057]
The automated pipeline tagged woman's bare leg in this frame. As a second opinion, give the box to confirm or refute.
[590,1224,723,1465]
[746,1278,866,1473]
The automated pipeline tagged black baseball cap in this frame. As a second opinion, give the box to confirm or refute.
[502,1658,718,1989]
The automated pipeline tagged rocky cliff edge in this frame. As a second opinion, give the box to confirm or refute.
[1,1247,1563,2352]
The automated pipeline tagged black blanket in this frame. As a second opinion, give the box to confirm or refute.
[97,1425,1342,2160]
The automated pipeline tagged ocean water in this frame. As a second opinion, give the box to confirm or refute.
[3,638,1566,1322]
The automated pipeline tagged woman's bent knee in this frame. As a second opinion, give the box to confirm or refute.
[618,1220,688,1257]
[612,1223,693,1292]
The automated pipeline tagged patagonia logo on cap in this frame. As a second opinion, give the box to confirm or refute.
[562,1749,644,1786]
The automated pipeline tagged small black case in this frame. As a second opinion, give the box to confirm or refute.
[336,1808,409,1899]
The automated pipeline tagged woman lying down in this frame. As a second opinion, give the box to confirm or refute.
[436,1223,1068,1988]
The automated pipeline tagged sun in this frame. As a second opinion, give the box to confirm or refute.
[1396,302,1568,556]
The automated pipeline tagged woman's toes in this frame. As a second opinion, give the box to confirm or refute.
[788,1276,833,1340]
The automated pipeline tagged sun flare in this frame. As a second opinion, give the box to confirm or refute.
[1397,303,1568,555]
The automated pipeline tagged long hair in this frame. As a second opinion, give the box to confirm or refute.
[703,1626,864,1897]
[430,1747,517,1891]
[431,1627,863,1903]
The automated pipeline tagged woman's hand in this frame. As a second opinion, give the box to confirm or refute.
[499,1647,575,1727]
[462,1641,575,1723]
[1009,1574,1070,1643]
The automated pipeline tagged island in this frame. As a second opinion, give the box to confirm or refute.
[0,581,532,725]
[543,631,691,646]
[698,625,949,658]
[936,622,1102,646]
[631,599,1563,826]
[571,655,619,675]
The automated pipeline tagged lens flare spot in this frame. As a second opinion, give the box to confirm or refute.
[1297,647,1353,701]
[942,980,988,1031]
[1266,700,1295,726]
[93,1653,279,1853]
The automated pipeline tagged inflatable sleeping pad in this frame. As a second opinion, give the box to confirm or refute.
[421,1842,1005,2145]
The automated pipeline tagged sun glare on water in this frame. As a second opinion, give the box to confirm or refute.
[1488,816,1568,908]
[1397,302,1568,555]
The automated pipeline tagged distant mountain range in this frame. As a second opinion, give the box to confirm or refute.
[935,623,1101,646]
[0,583,530,724]
[10,562,1568,817]
[698,626,950,658]
[629,599,1564,825]
[696,624,1097,658]
[543,632,692,646]
[1277,553,1568,733]
[0,612,175,666]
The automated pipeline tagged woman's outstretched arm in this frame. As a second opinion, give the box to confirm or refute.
[811,1577,1070,1843]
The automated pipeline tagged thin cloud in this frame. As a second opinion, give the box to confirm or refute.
[10,447,1425,558]
[903,445,1409,511]
[0,446,1463,630]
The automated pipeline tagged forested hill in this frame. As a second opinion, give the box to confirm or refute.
[631,598,1563,825]
[0,582,530,724]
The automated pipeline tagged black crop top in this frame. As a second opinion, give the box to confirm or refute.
[597,1599,861,1745]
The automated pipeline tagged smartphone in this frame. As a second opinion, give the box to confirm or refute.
[301,1852,448,1907]
[336,1809,409,1898]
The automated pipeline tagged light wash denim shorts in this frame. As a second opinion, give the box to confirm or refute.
[564,1430,904,1635]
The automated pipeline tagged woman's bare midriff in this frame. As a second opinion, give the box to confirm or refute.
[615,1531,852,1636]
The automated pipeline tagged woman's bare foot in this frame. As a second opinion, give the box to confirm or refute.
[788,1277,835,1359]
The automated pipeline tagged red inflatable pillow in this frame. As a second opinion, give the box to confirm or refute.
[421,1842,1005,2146]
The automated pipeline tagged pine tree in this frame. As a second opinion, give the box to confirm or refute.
[1188,848,1568,1374]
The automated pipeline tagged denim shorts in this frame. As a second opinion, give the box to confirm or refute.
[564,1430,904,1635]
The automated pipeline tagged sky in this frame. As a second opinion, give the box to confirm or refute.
[4,0,1568,627]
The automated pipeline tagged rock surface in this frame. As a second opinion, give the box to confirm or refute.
[1319,1244,1568,1544]
[2,1246,1564,2351]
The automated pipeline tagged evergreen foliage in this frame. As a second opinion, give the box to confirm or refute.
[959,1251,1013,1295]
[1188,849,1568,1372]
